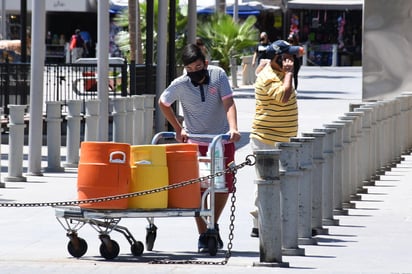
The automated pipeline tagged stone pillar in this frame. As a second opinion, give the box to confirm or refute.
[277,142,305,256]
[302,132,328,235]
[5,105,27,182]
[252,149,289,268]
[85,99,100,141]
[125,98,134,144]
[132,95,145,145]
[65,100,82,168]
[290,137,317,245]
[112,97,127,143]
[44,101,64,173]
[143,94,156,144]
[313,127,339,226]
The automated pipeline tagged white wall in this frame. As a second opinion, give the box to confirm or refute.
[363,0,412,100]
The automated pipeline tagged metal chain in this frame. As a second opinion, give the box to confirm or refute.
[149,154,257,265]
[0,155,256,266]
[0,155,256,208]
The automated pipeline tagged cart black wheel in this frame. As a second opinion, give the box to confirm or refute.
[99,239,120,260]
[146,224,157,251]
[207,236,218,256]
[131,241,144,256]
[67,237,88,258]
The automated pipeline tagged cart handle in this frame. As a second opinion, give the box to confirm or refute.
[151,132,231,144]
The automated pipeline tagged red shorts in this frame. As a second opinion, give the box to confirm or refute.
[198,142,235,193]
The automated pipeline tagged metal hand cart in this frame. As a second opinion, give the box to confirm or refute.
[54,132,231,260]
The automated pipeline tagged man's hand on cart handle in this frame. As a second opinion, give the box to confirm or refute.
[228,129,241,143]
[175,129,189,143]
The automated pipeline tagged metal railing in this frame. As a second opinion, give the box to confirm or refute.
[0,61,129,116]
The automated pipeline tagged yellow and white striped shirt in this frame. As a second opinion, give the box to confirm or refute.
[250,64,298,146]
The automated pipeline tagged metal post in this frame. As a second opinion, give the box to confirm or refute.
[85,100,100,141]
[277,142,305,256]
[44,101,64,173]
[5,105,27,182]
[252,149,289,268]
[65,100,82,168]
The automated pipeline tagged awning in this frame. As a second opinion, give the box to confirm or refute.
[109,0,128,14]
[197,1,280,16]
[287,0,363,10]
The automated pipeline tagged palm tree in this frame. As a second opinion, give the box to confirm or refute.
[197,13,259,74]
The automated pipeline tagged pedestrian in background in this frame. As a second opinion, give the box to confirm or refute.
[69,29,87,62]
[252,32,270,68]
[288,32,303,90]
[158,43,241,252]
[249,40,304,237]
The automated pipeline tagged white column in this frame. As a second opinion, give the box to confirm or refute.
[27,0,46,176]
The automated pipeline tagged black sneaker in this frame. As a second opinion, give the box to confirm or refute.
[215,224,224,249]
[250,228,259,238]
[198,233,208,253]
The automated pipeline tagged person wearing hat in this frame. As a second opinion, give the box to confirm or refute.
[249,40,304,237]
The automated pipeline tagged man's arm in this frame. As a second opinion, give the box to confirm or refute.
[158,99,187,142]
[222,97,241,143]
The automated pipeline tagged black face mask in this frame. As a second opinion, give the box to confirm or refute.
[187,69,208,85]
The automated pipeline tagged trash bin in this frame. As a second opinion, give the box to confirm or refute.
[77,142,131,209]
[164,143,200,208]
[128,145,169,209]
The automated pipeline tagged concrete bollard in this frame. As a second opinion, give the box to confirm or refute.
[354,106,374,186]
[277,142,305,256]
[333,119,353,208]
[5,105,27,182]
[363,102,380,183]
[339,115,360,201]
[323,123,346,215]
[290,136,317,245]
[85,99,100,141]
[252,149,289,268]
[112,97,127,143]
[345,111,365,195]
[397,94,410,155]
[65,100,82,168]
[132,95,145,145]
[143,94,156,144]
[44,101,64,173]
[125,98,134,144]
[313,127,339,226]
[302,132,328,235]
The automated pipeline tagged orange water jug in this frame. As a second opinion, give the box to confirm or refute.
[128,145,168,209]
[164,143,200,208]
[77,142,131,209]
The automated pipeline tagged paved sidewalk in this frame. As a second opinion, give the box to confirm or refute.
[1,67,412,273]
